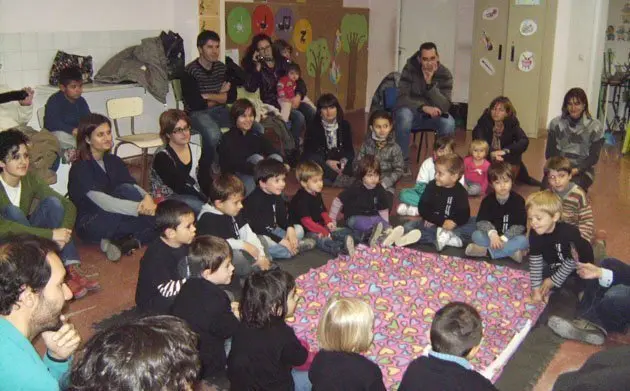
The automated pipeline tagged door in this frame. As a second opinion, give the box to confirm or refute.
[467,0,510,129]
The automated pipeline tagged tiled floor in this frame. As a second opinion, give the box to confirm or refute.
[47,111,630,390]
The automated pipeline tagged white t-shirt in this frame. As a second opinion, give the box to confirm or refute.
[416,157,466,185]
[0,176,22,207]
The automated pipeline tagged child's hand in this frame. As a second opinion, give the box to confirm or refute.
[531,288,544,303]
[279,238,298,255]
[231,302,241,319]
[540,278,554,298]
[424,220,435,228]
[576,262,603,280]
[442,220,457,230]
[286,228,299,251]
[489,232,504,250]
[243,242,260,260]
[254,256,272,271]
[326,222,337,231]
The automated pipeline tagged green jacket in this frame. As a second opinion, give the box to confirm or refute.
[0,172,76,238]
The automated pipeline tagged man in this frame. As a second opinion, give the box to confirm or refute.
[395,42,455,175]
[0,234,80,390]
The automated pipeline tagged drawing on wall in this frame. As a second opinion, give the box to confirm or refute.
[617,26,626,41]
[307,38,331,97]
[227,7,252,45]
[623,2,630,23]
[515,0,540,5]
[606,25,616,41]
[518,51,534,72]
[293,18,313,53]
[340,13,368,109]
[253,5,275,36]
[329,29,342,93]
[480,57,495,75]
[481,31,493,51]
[482,7,499,20]
[519,19,537,36]
[274,7,294,41]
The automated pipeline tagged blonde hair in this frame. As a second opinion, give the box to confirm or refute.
[317,297,374,353]
[469,139,489,156]
[296,160,324,183]
[435,153,464,177]
[525,190,562,217]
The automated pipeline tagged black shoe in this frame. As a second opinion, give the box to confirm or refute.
[112,234,141,257]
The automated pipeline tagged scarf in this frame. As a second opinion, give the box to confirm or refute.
[322,119,339,150]
[492,122,504,151]
[371,132,388,150]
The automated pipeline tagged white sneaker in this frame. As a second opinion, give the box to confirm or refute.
[395,229,422,247]
[435,228,450,251]
[445,234,463,248]
[397,203,409,216]
[407,206,419,216]
[382,226,404,247]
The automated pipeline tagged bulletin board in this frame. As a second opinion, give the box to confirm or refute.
[222,1,370,111]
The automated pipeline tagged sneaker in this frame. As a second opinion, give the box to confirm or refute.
[445,234,463,248]
[100,238,122,262]
[435,228,451,251]
[397,203,409,216]
[65,273,88,299]
[382,226,404,247]
[402,164,413,178]
[407,206,419,216]
[67,265,101,291]
[369,222,384,247]
[548,316,607,345]
[465,243,488,257]
[345,235,355,257]
[509,249,524,263]
[297,238,316,252]
[395,229,421,247]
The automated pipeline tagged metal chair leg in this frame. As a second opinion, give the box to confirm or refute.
[141,148,148,190]
[416,132,424,163]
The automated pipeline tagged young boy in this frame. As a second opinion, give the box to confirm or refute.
[526,190,594,304]
[404,154,475,251]
[465,162,528,262]
[197,174,272,277]
[399,302,498,391]
[171,235,238,389]
[0,128,98,299]
[135,199,196,314]
[243,158,315,259]
[398,136,464,216]
[288,160,354,256]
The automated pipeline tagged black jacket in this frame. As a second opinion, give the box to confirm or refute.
[338,183,392,218]
[217,127,279,176]
[303,119,354,162]
[399,355,497,391]
[418,180,470,226]
[309,350,386,391]
[472,111,529,165]
[243,187,289,242]
[553,346,630,391]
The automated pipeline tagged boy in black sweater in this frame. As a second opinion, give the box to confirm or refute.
[135,200,196,314]
[403,154,475,251]
[171,235,238,389]
[399,302,498,391]
[197,174,273,278]
[243,158,315,260]
[465,162,528,263]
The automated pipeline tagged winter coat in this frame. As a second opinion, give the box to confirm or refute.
[396,51,453,113]
[354,128,404,192]
[369,71,401,114]
[303,119,354,162]
[472,111,529,165]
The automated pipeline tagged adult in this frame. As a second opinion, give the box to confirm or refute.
[68,114,157,262]
[472,96,541,186]
[150,109,208,215]
[545,87,604,191]
[552,346,630,391]
[0,234,80,390]
[395,42,455,174]
[302,93,355,187]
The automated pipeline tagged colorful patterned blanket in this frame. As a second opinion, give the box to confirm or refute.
[287,245,545,390]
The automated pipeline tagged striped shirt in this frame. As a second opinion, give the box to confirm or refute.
[182,59,226,112]
[555,183,594,242]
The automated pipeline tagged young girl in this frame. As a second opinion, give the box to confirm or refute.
[354,110,404,194]
[217,99,286,196]
[329,155,421,247]
[68,113,157,261]
[227,269,311,391]
[309,297,386,391]
[464,139,491,196]
[272,39,316,111]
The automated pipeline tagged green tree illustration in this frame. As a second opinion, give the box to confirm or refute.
[306,38,331,97]
[340,14,368,110]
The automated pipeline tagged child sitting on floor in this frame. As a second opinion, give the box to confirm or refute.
[171,235,237,390]
[465,162,528,263]
[309,297,386,390]
[464,139,491,196]
[399,302,498,391]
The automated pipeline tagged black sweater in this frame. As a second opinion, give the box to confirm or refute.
[338,183,392,218]
[398,356,497,391]
[218,127,280,176]
[171,278,239,379]
[152,144,207,201]
[303,119,354,162]
[227,319,308,391]
[197,208,247,240]
[476,191,526,236]
[472,111,529,165]
[243,187,289,242]
[418,180,470,226]
[309,350,386,391]
[288,188,327,226]
[553,345,630,391]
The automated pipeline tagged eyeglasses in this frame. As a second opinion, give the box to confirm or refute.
[258,44,271,51]
[173,126,191,134]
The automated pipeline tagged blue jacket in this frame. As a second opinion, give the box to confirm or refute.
[44,90,90,134]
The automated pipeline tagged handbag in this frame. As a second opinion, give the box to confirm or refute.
[48,51,94,86]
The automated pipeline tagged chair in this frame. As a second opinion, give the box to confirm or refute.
[37,107,45,129]
[171,79,184,110]
[105,97,163,188]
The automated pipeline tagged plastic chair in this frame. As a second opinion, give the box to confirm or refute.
[106,97,163,188]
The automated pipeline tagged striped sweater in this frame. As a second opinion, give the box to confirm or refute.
[555,183,594,242]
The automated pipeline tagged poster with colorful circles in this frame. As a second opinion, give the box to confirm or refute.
[274,7,295,41]
[227,6,252,45]
[252,5,275,36]
[292,18,313,53]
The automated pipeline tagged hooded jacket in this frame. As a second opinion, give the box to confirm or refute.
[354,126,404,192]
[396,51,453,113]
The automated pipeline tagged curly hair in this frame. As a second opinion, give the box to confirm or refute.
[0,128,30,174]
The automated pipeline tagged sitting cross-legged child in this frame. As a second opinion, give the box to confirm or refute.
[309,297,386,390]
[329,155,421,248]
[197,174,273,278]
[135,200,196,315]
[288,160,355,257]
[403,154,476,251]
[171,235,238,390]
[243,158,316,260]
[399,302,498,391]
[464,139,491,196]
[465,162,528,263]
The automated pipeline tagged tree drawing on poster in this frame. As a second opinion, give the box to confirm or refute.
[307,38,331,97]
[340,14,368,110]
[227,7,252,45]
[329,29,342,95]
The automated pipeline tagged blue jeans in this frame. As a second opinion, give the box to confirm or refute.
[307,227,359,256]
[292,369,312,391]
[288,102,316,143]
[265,225,305,260]
[236,154,284,196]
[1,197,79,266]
[404,217,476,246]
[166,194,205,216]
[394,106,456,161]
[471,230,529,259]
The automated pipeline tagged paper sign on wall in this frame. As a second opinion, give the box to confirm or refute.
[482,7,499,20]
[515,0,540,5]
[518,51,534,72]
[519,19,537,36]
[480,57,495,75]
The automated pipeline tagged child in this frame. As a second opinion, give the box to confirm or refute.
[329,155,421,247]
[273,39,315,110]
[0,128,99,299]
[526,190,594,303]
[289,160,355,256]
[465,162,528,262]
[197,174,272,278]
[464,139,491,196]
[171,235,237,389]
[277,63,301,122]
[217,98,286,195]
[398,302,498,391]
[354,110,404,194]
[398,136,463,216]
[309,297,386,390]
[228,269,311,391]
[403,154,476,251]
[244,158,316,259]
[135,200,196,314]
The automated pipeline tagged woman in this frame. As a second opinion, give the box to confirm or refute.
[150,109,208,215]
[68,113,157,261]
[546,88,604,191]
[472,96,539,186]
[303,93,355,186]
